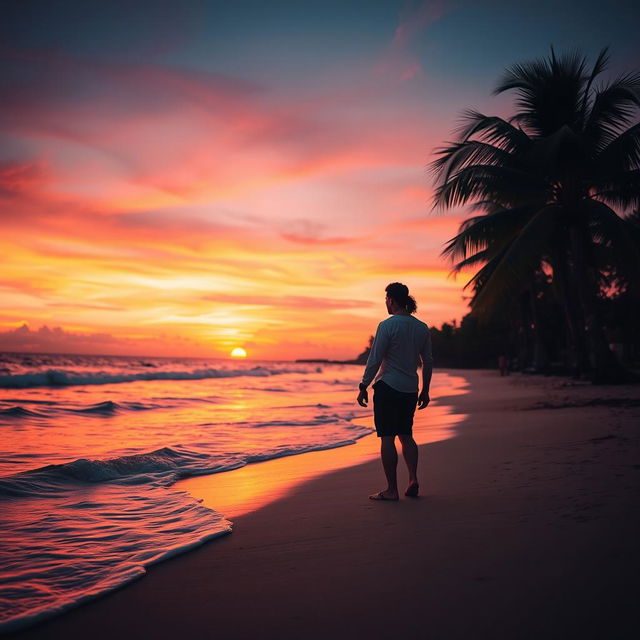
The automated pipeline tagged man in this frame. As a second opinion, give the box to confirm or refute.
[357,282,432,501]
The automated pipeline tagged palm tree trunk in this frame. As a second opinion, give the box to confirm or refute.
[569,225,626,383]
[528,284,549,372]
[551,249,589,375]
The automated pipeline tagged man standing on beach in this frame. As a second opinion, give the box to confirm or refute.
[357,282,432,501]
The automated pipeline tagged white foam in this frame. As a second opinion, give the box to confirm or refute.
[0,487,231,633]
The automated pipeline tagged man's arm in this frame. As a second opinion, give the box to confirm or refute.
[418,364,432,409]
[418,328,433,410]
[357,323,388,407]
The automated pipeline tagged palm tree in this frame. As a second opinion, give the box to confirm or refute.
[431,48,640,382]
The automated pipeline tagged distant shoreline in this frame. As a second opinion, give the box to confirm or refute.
[294,358,363,365]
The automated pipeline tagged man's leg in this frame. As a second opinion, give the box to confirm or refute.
[370,436,399,499]
[398,434,419,494]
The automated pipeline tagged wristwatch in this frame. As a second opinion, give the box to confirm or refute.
[358,383,367,391]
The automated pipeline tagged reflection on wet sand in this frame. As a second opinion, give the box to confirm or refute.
[178,373,468,520]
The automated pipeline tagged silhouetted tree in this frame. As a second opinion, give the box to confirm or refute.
[353,335,374,364]
[431,47,640,382]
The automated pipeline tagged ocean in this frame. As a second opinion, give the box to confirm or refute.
[0,352,463,632]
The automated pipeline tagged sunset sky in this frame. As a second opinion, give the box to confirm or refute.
[1,0,638,360]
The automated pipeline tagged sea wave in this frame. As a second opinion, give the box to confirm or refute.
[0,445,242,632]
[0,482,231,633]
[0,400,170,420]
[0,406,46,418]
[0,365,304,389]
[70,400,163,413]
[0,417,370,500]
[0,422,371,632]
[0,446,241,498]
[73,400,120,414]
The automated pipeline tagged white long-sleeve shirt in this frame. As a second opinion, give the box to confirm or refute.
[361,314,433,393]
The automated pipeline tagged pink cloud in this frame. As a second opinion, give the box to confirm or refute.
[1,42,449,209]
[0,161,50,197]
[376,0,452,82]
[393,0,449,47]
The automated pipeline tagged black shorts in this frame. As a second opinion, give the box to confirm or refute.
[373,380,418,437]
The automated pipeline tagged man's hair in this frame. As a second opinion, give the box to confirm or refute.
[386,282,417,314]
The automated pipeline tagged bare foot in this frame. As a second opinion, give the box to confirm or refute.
[405,482,419,497]
[369,490,399,501]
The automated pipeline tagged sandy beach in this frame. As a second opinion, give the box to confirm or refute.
[10,369,640,640]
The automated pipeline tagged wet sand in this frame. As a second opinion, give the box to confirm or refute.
[10,370,640,640]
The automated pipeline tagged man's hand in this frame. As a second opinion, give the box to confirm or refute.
[417,390,430,410]
[357,388,368,407]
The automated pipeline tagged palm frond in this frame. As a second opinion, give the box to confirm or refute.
[441,204,540,263]
[451,249,491,274]
[595,122,640,175]
[470,205,560,316]
[624,209,640,227]
[586,199,640,280]
[495,49,587,136]
[467,200,506,214]
[584,72,640,150]
[433,164,549,210]
[455,110,531,151]
[462,252,503,293]
[579,47,610,126]
[430,140,515,183]
[594,170,640,212]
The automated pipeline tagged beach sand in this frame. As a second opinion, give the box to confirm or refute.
[10,370,640,640]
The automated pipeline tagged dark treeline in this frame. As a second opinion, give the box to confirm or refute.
[428,279,639,371]
[356,278,639,371]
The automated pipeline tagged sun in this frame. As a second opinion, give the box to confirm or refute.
[230,347,247,358]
